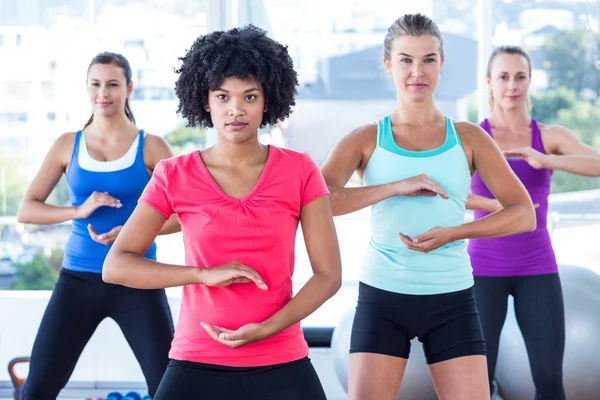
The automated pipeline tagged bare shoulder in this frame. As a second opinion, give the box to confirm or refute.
[53,131,77,158]
[538,123,572,138]
[144,132,172,150]
[143,133,174,167]
[344,122,378,144]
[453,121,492,147]
[55,131,77,147]
[538,123,586,154]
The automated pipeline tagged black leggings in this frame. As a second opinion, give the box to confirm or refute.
[22,268,174,400]
[154,357,327,400]
[474,273,565,400]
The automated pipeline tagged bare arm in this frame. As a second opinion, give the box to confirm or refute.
[502,125,600,176]
[542,126,600,176]
[103,204,202,288]
[402,123,536,252]
[261,195,342,337]
[158,215,180,235]
[17,133,119,224]
[322,125,447,216]
[321,125,392,215]
[465,193,502,212]
[145,133,181,236]
[103,203,264,289]
[201,195,343,348]
[452,123,535,240]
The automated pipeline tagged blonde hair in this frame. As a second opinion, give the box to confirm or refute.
[384,14,444,61]
[487,45,532,114]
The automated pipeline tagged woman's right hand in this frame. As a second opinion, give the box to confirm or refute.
[394,174,449,199]
[75,191,122,219]
[199,262,268,290]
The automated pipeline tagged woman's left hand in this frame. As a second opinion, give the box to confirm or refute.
[399,226,454,253]
[200,322,272,349]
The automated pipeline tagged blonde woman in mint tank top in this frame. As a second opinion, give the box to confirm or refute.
[321,14,535,400]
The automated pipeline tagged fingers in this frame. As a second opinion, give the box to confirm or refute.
[418,175,449,199]
[503,148,527,158]
[200,323,245,348]
[232,263,268,290]
[87,224,120,246]
[413,232,433,243]
[102,225,123,239]
[87,224,98,236]
[398,233,412,246]
[92,191,122,208]
[200,322,222,341]
[231,277,254,284]
[534,203,540,209]
[399,233,433,253]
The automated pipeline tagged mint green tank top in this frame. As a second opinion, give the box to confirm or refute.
[361,115,473,295]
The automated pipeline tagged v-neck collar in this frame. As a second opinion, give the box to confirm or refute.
[195,145,275,203]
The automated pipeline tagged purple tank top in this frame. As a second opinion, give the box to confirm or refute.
[468,119,558,276]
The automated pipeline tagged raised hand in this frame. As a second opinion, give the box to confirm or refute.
[394,174,449,199]
[200,262,268,290]
[75,191,122,219]
[503,147,549,169]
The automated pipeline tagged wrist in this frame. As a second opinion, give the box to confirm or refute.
[446,225,463,242]
[71,206,80,219]
[260,318,280,337]
[196,268,207,285]
[390,180,404,196]
[542,154,555,169]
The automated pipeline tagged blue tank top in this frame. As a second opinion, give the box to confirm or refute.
[62,130,156,273]
[361,115,473,295]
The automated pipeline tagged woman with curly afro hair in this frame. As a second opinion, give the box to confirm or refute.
[103,25,341,399]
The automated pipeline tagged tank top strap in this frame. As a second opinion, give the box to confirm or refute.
[66,130,83,179]
[479,119,492,136]
[446,117,460,148]
[136,129,145,161]
[530,119,546,153]
[377,115,391,147]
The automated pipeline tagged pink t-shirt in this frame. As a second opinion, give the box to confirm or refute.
[139,145,329,367]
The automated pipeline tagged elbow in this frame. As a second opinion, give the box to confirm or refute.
[16,211,26,224]
[331,274,342,296]
[328,268,343,297]
[16,204,30,223]
[102,252,122,284]
[326,186,343,217]
[330,204,344,217]
[518,203,537,233]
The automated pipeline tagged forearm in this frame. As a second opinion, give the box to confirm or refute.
[103,251,200,289]
[545,154,600,176]
[261,271,341,336]
[17,200,78,225]
[450,203,535,240]
[329,183,397,216]
[465,193,501,212]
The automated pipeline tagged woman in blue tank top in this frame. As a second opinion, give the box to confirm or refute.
[322,14,536,400]
[17,52,178,399]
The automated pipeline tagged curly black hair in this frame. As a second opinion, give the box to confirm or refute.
[175,25,298,128]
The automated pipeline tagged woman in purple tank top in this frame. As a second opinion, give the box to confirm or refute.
[468,45,600,399]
